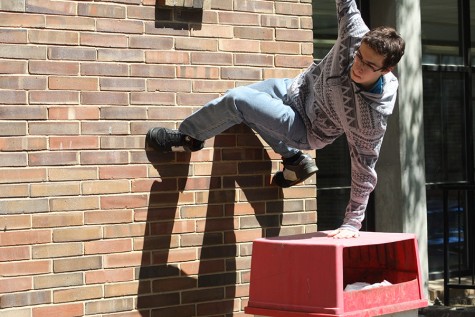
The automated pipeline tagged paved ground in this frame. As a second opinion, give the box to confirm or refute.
[419,306,475,317]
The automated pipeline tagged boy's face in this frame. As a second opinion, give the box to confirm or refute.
[350,43,393,90]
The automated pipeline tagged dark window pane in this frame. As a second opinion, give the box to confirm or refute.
[421,0,462,65]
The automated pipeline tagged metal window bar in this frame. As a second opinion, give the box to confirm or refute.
[442,183,475,305]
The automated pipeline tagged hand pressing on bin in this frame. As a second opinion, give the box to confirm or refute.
[327,228,360,239]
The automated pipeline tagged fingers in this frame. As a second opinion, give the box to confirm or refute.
[326,229,360,239]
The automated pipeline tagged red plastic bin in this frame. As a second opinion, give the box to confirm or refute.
[245,231,428,317]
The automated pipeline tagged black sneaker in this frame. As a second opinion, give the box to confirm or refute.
[146,127,204,152]
[272,153,318,187]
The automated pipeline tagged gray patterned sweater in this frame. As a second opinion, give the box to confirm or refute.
[287,0,399,231]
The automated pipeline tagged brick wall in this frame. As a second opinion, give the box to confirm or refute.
[0,0,317,316]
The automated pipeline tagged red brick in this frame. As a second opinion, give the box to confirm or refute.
[80,150,129,165]
[80,32,128,48]
[130,92,175,105]
[85,209,133,225]
[127,5,155,20]
[32,210,83,228]
[34,272,83,290]
[0,12,45,28]
[100,136,143,149]
[275,2,312,16]
[175,37,218,51]
[219,11,259,25]
[49,196,99,212]
[147,78,191,92]
[48,107,100,120]
[276,28,314,42]
[261,14,300,28]
[103,281,141,298]
[0,277,32,293]
[0,198,49,214]
[261,41,302,54]
[49,136,99,150]
[96,19,143,34]
[103,223,146,239]
[86,297,134,314]
[48,46,96,61]
[26,0,77,15]
[29,151,78,166]
[81,121,130,135]
[0,90,27,104]
[82,179,130,195]
[0,184,29,198]
[78,2,126,18]
[0,29,27,44]
[234,26,274,40]
[0,44,46,59]
[28,122,79,135]
[0,260,51,277]
[234,0,273,13]
[0,60,27,74]
[99,77,145,91]
[0,122,26,136]
[48,166,97,181]
[145,51,189,64]
[29,90,79,104]
[275,54,314,68]
[0,2,26,12]
[191,52,233,65]
[103,252,143,268]
[100,194,149,209]
[129,35,173,49]
[0,229,51,247]
[0,290,51,309]
[190,24,234,38]
[100,107,147,120]
[169,92,218,107]
[0,75,46,90]
[29,29,79,45]
[85,268,134,284]
[235,54,274,67]
[32,242,83,258]
[46,15,95,31]
[53,226,102,242]
[48,76,98,91]
[219,39,260,53]
[85,239,132,255]
[0,152,27,167]
[263,68,301,79]
[53,285,103,303]
[176,66,220,79]
[29,60,79,75]
[81,91,129,105]
[32,303,84,317]
[192,80,234,93]
[0,246,30,262]
[0,168,47,184]
[221,67,262,80]
[53,256,102,273]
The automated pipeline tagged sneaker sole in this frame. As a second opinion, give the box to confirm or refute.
[272,166,318,188]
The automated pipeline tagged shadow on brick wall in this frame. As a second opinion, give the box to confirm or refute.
[138,126,284,316]
[155,4,203,30]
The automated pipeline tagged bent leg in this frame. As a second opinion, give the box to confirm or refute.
[179,79,310,158]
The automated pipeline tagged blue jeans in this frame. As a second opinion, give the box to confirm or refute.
[178,78,311,158]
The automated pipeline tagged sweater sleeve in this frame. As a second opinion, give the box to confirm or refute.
[336,0,369,39]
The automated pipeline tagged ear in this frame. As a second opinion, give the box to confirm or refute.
[381,66,394,75]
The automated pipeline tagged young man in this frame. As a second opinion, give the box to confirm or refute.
[146,0,405,239]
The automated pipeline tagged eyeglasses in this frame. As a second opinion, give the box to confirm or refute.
[354,50,385,72]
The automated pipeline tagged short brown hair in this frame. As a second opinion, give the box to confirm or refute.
[361,26,405,70]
